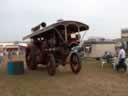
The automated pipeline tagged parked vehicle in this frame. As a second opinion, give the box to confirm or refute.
[23,20,89,76]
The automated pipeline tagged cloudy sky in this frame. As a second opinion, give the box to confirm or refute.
[0,0,128,41]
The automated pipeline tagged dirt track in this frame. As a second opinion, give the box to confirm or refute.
[0,57,128,96]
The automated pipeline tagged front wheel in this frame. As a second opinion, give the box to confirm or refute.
[47,54,56,76]
[26,55,37,70]
[70,53,81,74]
[25,46,37,70]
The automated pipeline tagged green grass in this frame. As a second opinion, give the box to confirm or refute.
[0,56,128,96]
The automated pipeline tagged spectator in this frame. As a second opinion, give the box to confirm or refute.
[8,51,12,60]
[116,46,127,72]
[0,51,4,63]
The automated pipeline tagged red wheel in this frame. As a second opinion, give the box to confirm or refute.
[70,54,81,74]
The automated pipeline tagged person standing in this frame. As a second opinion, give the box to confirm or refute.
[116,46,127,72]
[8,51,12,60]
[0,51,4,63]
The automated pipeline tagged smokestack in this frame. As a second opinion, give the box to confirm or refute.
[31,22,47,32]
[31,25,40,32]
[41,22,46,27]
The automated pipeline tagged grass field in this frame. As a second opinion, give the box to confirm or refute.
[0,56,128,96]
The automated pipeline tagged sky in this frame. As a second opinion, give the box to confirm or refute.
[0,0,128,41]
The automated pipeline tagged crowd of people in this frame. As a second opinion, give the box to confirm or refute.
[0,50,22,64]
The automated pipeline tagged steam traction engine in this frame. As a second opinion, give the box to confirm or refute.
[23,20,89,76]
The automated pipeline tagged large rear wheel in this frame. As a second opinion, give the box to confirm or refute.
[47,54,56,76]
[70,53,81,74]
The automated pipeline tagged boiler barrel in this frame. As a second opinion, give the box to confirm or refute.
[7,61,24,75]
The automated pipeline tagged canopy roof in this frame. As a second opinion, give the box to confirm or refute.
[23,20,89,40]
